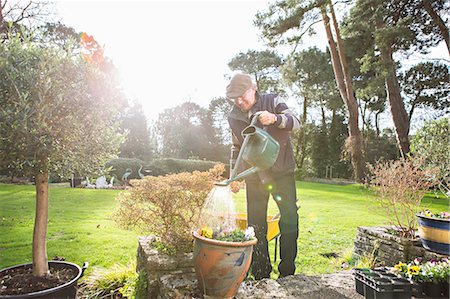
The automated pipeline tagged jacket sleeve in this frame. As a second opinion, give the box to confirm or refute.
[272,96,300,131]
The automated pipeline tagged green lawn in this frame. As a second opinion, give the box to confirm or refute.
[0,182,447,277]
[0,184,140,275]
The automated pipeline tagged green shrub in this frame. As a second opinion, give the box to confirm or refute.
[114,164,225,253]
[146,158,227,177]
[78,262,137,298]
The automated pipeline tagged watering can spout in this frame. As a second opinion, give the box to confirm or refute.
[215,167,262,186]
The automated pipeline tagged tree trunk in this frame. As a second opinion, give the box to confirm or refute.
[0,0,4,34]
[321,4,365,182]
[380,45,410,156]
[422,0,450,54]
[33,171,49,277]
[375,111,381,136]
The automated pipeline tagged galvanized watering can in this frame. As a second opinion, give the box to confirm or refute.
[216,112,280,186]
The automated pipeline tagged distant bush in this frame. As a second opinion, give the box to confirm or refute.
[146,158,227,177]
[107,157,229,181]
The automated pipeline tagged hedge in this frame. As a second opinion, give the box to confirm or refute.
[106,158,229,180]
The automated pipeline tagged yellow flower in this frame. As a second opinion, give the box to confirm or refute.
[407,265,420,276]
[394,262,406,271]
[200,226,213,239]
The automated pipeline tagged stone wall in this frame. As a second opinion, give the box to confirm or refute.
[354,226,447,266]
[136,236,197,298]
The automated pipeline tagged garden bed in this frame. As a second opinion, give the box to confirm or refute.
[354,226,447,267]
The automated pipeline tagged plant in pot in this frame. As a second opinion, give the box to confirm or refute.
[193,224,256,298]
[114,164,226,297]
[0,29,125,297]
[392,258,450,297]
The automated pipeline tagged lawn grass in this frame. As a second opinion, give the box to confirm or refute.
[0,183,140,275]
[232,181,449,276]
[0,181,447,278]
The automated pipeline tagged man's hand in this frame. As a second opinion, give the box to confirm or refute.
[257,111,277,125]
[230,181,243,193]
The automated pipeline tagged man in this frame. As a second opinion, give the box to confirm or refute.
[226,73,300,279]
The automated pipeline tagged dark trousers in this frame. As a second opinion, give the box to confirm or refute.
[245,173,299,279]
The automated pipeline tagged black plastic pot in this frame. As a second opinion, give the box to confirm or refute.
[0,261,87,299]
[422,281,443,298]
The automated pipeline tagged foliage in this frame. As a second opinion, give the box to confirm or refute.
[282,47,337,106]
[0,27,125,277]
[363,129,400,166]
[368,156,439,238]
[0,29,125,179]
[344,0,447,155]
[411,117,450,195]
[401,61,450,120]
[199,226,255,242]
[309,113,352,179]
[147,158,226,177]
[155,102,226,161]
[114,164,225,253]
[209,97,233,145]
[77,262,138,298]
[119,103,154,161]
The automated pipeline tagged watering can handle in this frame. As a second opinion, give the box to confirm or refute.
[250,111,263,126]
[250,111,271,131]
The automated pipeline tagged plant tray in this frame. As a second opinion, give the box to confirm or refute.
[354,268,412,299]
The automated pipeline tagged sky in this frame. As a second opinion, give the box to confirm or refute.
[54,0,448,125]
[55,0,278,120]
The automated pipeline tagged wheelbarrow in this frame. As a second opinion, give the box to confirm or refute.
[233,212,282,262]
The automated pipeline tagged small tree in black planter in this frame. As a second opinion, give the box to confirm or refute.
[0,28,125,296]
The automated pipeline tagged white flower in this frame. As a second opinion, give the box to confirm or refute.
[244,226,255,240]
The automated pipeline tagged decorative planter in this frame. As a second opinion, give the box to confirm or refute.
[0,261,86,299]
[354,226,447,266]
[416,214,450,255]
[193,231,256,298]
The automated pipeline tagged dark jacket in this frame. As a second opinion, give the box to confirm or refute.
[227,93,300,184]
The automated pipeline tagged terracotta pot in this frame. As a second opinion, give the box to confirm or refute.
[193,231,257,298]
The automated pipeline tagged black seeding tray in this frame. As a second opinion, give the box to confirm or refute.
[354,268,415,299]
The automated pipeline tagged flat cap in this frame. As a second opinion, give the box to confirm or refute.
[226,73,252,99]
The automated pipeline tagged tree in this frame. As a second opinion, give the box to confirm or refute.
[228,49,283,93]
[208,97,233,145]
[411,117,450,195]
[156,102,225,161]
[0,30,125,276]
[0,0,54,34]
[256,0,365,182]
[345,0,446,156]
[119,102,154,161]
[421,0,450,53]
[401,61,450,121]
[281,47,338,171]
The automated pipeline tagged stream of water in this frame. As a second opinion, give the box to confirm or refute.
[197,185,237,233]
